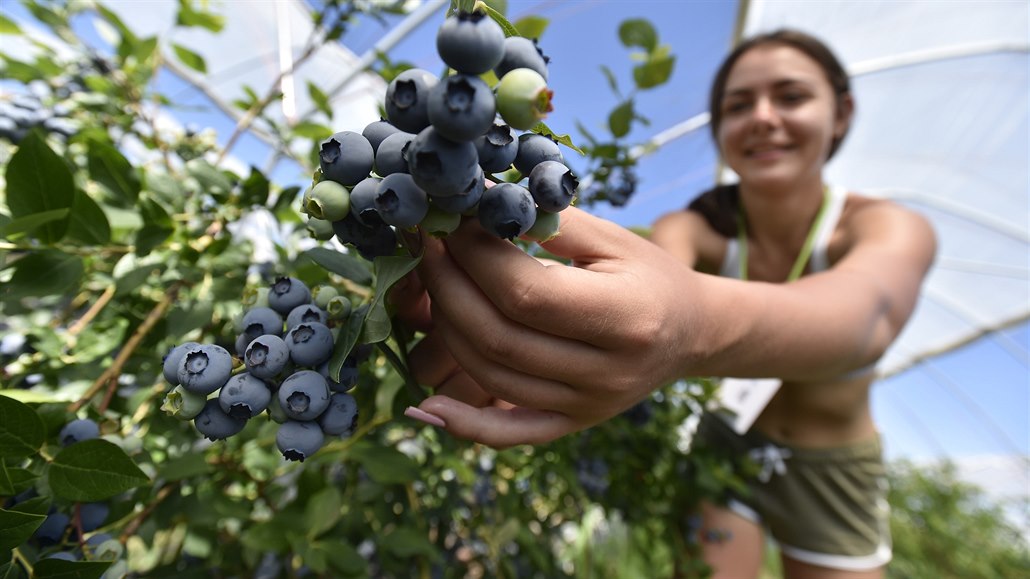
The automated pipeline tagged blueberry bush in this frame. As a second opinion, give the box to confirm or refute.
[0,1,735,577]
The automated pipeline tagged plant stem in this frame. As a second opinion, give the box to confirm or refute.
[67,284,116,338]
[11,547,33,576]
[119,482,179,543]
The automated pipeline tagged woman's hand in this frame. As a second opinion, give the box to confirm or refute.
[401,207,701,447]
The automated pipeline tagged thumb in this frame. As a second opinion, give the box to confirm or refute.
[405,396,579,448]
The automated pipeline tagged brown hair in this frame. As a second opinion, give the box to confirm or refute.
[690,29,852,237]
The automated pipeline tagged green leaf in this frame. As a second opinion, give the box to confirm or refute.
[378,526,441,560]
[156,452,210,482]
[0,561,25,579]
[291,121,333,141]
[359,254,421,344]
[0,14,22,35]
[0,395,45,459]
[600,65,621,98]
[135,196,174,256]
[4,131,75,243]
[349,440,419,485]
[272,186,302,222]
[185,159,233,201]
[172,43,207,73]
[513,15,548,39]
[0,464,38,496]
[633,49,675,90]
[307,81,332,119]
[66,192,111,245]
[618,18,657,52]
[32,559,112,579]
[530,123,584,155]
[327,303,367,381]
[0,209,70,240]
[2,250,83,301]
[134,36,159,65]
[321,541,365,574]
[305,486,342,538]
[241,521,289,554]
[477,2,519,38]
[374,373,404,422]
[609,99,635,138]
[48,439,149,502]
[303,247,372,285]
[241,166,270,207]
[176,0,226,32]
[86,138,141,207]
[0,507,46,554]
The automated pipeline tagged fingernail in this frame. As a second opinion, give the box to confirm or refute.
[404,406,446,428]
[399,228,423,257]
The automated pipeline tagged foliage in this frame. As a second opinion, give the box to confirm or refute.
[0,1,726,578]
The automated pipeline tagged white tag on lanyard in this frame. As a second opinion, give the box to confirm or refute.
[712,377,781,434]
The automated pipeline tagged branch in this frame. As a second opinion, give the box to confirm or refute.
[119,482,179,543]
[67,285,116,338]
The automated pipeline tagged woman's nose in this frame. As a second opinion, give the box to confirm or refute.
[750,97,779,127]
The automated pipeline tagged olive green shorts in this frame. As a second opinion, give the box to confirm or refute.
[694,413,892,571]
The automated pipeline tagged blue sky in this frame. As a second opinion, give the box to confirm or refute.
[2,0,1026,468]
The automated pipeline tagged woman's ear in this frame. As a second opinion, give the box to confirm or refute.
[835,93,855,139]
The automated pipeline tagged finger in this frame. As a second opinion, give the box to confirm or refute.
[417,395,581,448]
[388,270,432,332]
[436,370,493,408]
[418,232,613,385]
[408,330,459,387]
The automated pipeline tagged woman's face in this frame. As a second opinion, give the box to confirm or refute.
[716,44,849,191]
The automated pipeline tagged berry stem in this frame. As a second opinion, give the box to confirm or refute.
[11,547,33,577]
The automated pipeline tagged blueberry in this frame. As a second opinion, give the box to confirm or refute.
[34,512,70,545]
[477,182,537,240]
[331,214,398,260]
[177,344,234,396]
[318,131,374,187]
[361,118,401,155]
[318,357,358,392]
[266,389,289,424]
[286,322,334,368]
[193,399,247,441]
[494,36,550,81]
[286,304,328,332]
[306,216,336,241]
[525,210,561,243]
[420,204,462,237]
[278,370,331,421]
[162,342,200,385]
[384,69,438,134]
[325,296,353,322]
[88,536,124,561]
[218,372,272,419]
[528,160,578,212]
[268,277,312,316]
[475,123,519,174]
[242,307,284,337]
[318,392,359,436]
[46,552,79,561]
[311,285,340,310]
[242,287,271,308]
[374,173,429,229]
[348,177,384,226]
[235,332,252,358]
[305,179,351,221]
[429,166,484,215]
[84,532,113,549]
[59,418,100,446]
[276,420,325,462]
[496,68,553,131]
[78,502,109,532]
[161,385,207,420]
[406,126,479,198]
[436,11,505,75]
[373,131,414,177]
[514,133,564,175]
[427,74,496,142]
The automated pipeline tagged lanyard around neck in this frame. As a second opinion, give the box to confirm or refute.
[735,186,831,282]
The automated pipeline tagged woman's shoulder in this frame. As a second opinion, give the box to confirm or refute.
[833,192,936,261]
[651,209,730,271]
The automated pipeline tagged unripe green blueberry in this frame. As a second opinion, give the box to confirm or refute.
[312,285,340,310]
[242,287,271,308]
[161,385,207,420]
[305,180,351,221]
[306,217,336,241]
[525,210,561,243]
[420,204,461,237]
[326,296,352,322]
[496,68,553,130]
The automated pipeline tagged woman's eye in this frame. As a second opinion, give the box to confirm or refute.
[724,101,750,114]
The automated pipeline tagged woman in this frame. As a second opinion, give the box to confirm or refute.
[396,29,935,579]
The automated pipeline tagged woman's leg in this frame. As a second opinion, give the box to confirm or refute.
[699,501,766,579]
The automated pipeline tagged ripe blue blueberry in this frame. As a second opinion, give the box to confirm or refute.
[332,214,398,261]
[46,552,79,561]
[494,36,550,81]
[276,420,325,461]
[427,74,496,142]
[436,11,505,74]
[318,131,374,187]
[318,392,359,436]
[528,160,578,212]
[317,358,358,393]
[430,166,484,215]
[278,370,331,421]
[348,177,384,226]
[59,418,100,446]
[385,69,438,134]
[286,322,334,368]
[406,126,480,198]
[218,372,272,419]
[193,399,247,441]
[475,123,519,174]
[79,502,109,532]
[34,512,70,545]
[374,173,429,229]
[514,133,564,175]
[242,307,284,337]
[362,118,401,155]
[286,304,327,331]
[268,277,312,316]
[162,342,200,385]
[177,344,233,395]
[373,131,414,177]
[477,182,537,240]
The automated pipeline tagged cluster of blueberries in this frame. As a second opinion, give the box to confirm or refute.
[161,277,361,461]
[0,92,79,144]
[304,8,578,256]
[8,418,128,577]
